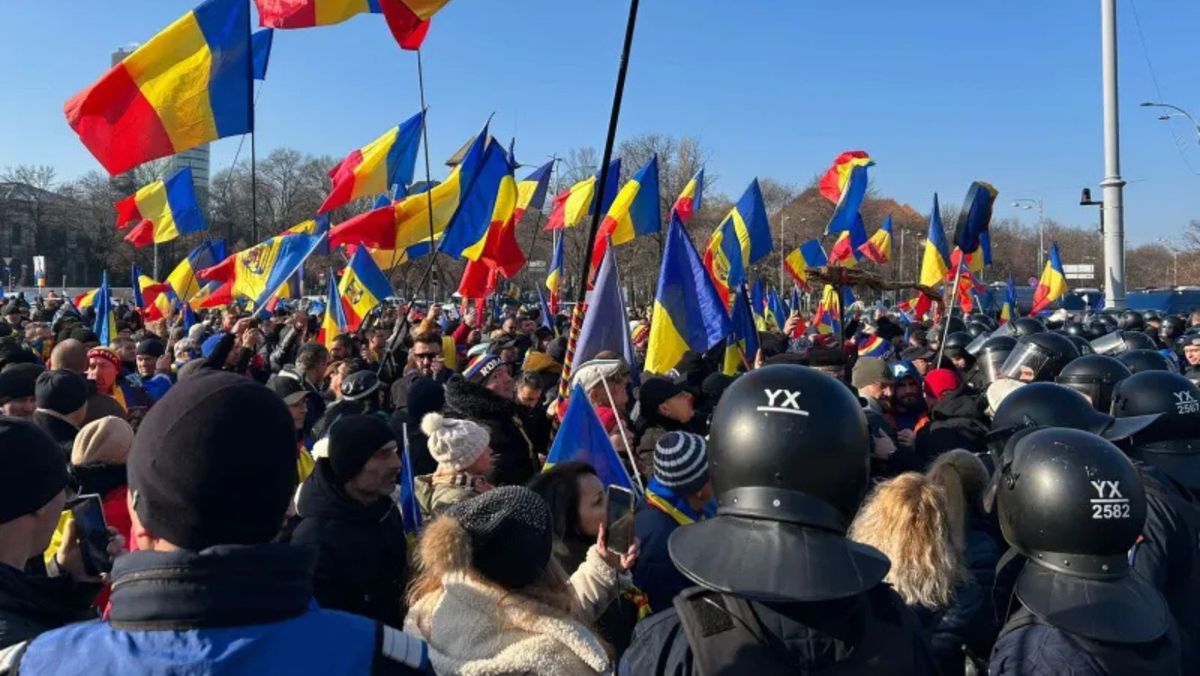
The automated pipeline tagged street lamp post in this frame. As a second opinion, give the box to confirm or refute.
[778,215,790,290]
[1012,198,1045,272]
[1140,101,1200,144]
[1099,0,1127,309]
[1155,237,1179,288]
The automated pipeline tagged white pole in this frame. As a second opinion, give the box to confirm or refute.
[1101,0,1127,309]
[599,378,645,495]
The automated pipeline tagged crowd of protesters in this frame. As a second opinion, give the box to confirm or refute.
[0,289,1199,674]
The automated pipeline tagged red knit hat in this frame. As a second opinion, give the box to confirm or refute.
[923,368,961,401]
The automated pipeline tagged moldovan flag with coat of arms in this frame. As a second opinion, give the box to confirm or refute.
[338,246,394,332]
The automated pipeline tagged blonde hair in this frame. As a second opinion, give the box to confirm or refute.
[926,450,990,552]
[848,473,965,609]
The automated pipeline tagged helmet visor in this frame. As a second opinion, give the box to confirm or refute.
[1090,332,1127,356]
[1000,342,1053,381]
[965,332,990,357]
[980,348,1012,386]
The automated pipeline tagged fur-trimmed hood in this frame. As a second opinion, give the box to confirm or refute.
[444,376,517,423]
[406,517,613,675]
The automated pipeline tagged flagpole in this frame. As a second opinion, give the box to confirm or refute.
[935,263,965,366]
[247,14,258,246]
[523,155,557,287]
[415,49,439,301]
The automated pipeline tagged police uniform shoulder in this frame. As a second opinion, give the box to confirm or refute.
[374,625,431,675]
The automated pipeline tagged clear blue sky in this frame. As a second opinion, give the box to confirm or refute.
[2,0,1198,247]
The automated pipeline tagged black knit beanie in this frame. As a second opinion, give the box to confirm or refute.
[35,369,87,415]
[406,378,445,420]
[448,486,553,589]
[327,414,396,484]
[128,372,296,551]
[0,417,69,523]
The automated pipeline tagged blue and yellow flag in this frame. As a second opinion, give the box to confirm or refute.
[93,271,116,346]
[920,194,952,288]
[702,179,772,307]
[339,246,394,332]
[317,270,348,349]
[1000,273,1017,325]
[545,384,635,491]
[646,213,732,374]
[513,160,554,223]
[723,285,759,375]
[766,288,787,332]
[251,28,274,80]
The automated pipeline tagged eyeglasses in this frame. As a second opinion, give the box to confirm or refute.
[412,352,440,360]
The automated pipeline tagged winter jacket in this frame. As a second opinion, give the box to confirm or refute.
[405,545,621,675]
[555,538,644,659]
[911,578,991,676]
[391,409,438,476]
[1130,464,1200,672]
[30,410,77,462]
[0,545,430,675]
[632,481,713,615]
[989,605,1182,676]
[619,584,935,675]
[0,563,97,650]
[413,471,483,522]
[914,388,990,460]
[517,401,552,460]
[443,377,536,486]
[291,460,409,627]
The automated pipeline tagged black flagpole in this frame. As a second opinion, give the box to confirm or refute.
[574,0,640,307]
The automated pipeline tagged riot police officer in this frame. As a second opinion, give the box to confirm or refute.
[990,382,1158,444]
[999,332,1078,383]
[1008,317,1045,338]
[1118,349,1176,375]
[1055,354,1133,413]
[1092,330,1158,355]
[941,331,975,372]
[620,365,934,675]
[967,335,1016,391]
[1111,371,1200,671]
[987,427,1181,675]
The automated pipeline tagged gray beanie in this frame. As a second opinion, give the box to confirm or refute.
[654,431,710,496]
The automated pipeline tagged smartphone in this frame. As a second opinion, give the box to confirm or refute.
[68,494,112,576]
[604,485,636,556]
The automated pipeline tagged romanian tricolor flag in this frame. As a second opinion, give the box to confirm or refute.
[131,265,170,312]
[672,169,704,223]
[812,284,842,337]
[723,285,759,376]
[818,151,874,204]
[783,239,828,289]
[857,333,892,359]
[703,179,773,308]
[316,271,348,349]
[1030,242,1068,316]
[592,155,661,269]
[65,0,252,176]
[118,168,207,248]
[859,215,893,265]
[191,280,234,310]
[329,124,489,256]
[920,194,952,289]
[318,112,424,214]
[645,213,731,374]
[256,0,381,28]
[379,0,452,50]
[1000,273,1017,325]
[200,232,326,308]
[545,232,564,314]
[155,240,227,319]
[513,160,554,224]
[74,288,99,310]
[439,140,518,268]
[825,164,869,267]
[544,159,621,231]
[339,247,393,332]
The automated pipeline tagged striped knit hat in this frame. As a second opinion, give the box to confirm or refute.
[654,431,710,496]
[463,353,503,384]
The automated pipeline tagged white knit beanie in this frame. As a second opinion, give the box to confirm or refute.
[421,412,489,471]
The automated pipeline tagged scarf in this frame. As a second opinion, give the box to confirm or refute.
[644,478,716,526]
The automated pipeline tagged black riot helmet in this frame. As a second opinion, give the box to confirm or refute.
[990,382,1160,443]
[942,331,974,360]
[1111,371,1200,492]
[1055,354,1132,413]
[976,335,1017,387]
[1065,334,1094,356]
[1160,316,1186,344]
[999,332,1078,382]
[1117,349,1175,375]
[1143,310,1163,324]
[1082,321,1108,340]
[994,427,1167,643]
[930,317,968,346]
[668,365,889,603]
[1062,321,1085,337]
[1009,317,1046,338]
[1090,329,1158,355]
[966,321,989,339]
[1119,310,1145,331]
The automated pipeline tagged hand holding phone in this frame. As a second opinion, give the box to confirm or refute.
[67,494,114,576]
[602,485,636,556]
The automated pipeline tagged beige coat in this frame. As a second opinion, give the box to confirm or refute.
[406,539,620,675]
